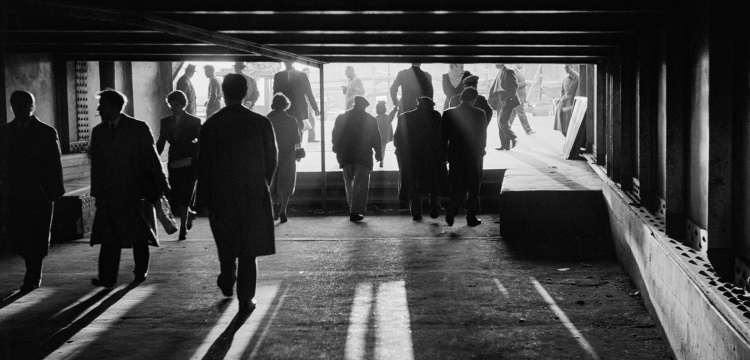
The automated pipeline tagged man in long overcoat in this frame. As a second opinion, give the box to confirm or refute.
[489,63,521,150]
[441,88,487,227]
[195,74,278,311]
[176,64,197,116]
[0,91,65,292]
[89,89,169,287]
[390,63,433,115]
[393,96,447,221]
[273,62,320,134]
[331,96,382,222]
[554,64,580,136]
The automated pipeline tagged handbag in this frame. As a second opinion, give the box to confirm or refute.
[155,195,178,235]
[295,148,306,161]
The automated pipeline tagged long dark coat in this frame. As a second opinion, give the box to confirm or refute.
[0,117,64,258]
[273,69,319,127]
[390,66,434,114]
[331,108,382,171]
[156,113,201,207]
[393,104,448,199]
[267,109,300,196]
[441,103,488,166]
[195,104,278,259]
[554,71,580,135]
[176,75,197,116]
[90,115,169,248]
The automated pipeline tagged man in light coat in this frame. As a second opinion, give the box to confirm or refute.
[176,64,197,116]
[489,63,521,150]
[204,65,223,118]
[0,91,65,292]
[196,73,278,311]
[341,65,365,110]
[89,89,169,287]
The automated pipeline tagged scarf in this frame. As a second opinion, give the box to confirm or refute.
[448,65,464,87]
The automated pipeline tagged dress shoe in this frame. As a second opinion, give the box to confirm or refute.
[413,215,423,221]
[430,205,441,219]
[511,138,518,148]
[178,230,187,240]
[133,273,147,282]
[467,217,482,227]
[526,130,536,135]
[280,212,288,223]
[20,283,39,293]
[350,213,364,222]
[217,275,234,297]
[445,208,456,227]
[496,147,509,151]
[91,278,115,288]
[239,298,257,311]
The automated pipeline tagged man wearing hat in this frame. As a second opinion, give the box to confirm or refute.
[448,74,493,127]
[234,62,260,110]
[489,63,521,150]
[393,96,447,221]
[204,65,223,118]
[176,64,197,116]
[273,62,320,136]
[331,95,382,222]
[440,88,487,227]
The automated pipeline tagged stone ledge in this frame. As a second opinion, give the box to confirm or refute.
[588,158,750,360]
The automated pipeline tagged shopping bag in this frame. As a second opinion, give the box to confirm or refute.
[156,195,178,235]
[302,119,313,131]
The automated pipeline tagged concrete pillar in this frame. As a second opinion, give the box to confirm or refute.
[99,61,115,90]
[636,30,659,210]
[595,61,606,165]
[620,46,636,191]
[53,58,70,153]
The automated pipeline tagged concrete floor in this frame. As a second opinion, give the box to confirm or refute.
[1,214,671,360]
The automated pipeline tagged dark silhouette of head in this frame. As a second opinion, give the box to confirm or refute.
[10,90,35,120]
[271,93,291,111]
[460,87,478,103]
[222,73,248,103]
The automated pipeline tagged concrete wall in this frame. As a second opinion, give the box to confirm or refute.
[131,62,172,137]
[733,16,750,262]
[3,53,58,128]
[685,3,710,229]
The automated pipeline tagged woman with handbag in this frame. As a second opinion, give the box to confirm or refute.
[156,90,202,239]
[267,93,301,223]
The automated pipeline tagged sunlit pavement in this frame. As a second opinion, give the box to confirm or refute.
[0,214,670,359]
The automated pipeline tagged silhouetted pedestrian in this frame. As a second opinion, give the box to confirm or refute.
[448,74,493,127]
[302,68,319,142]
[441,88,487,227]
[374,100,396,168]
[267,93,300,223]
[196,74,277,311]
[0,91,64,292]
[89,89,169,287]
[204,65,223,118]
[489,64,521,150]
[234,62,260,110]
[554,64,580,136]
[176,64,197,115]
[156,90,201,240]
[442,63,470,111]
[394,96,447,221]
[273,62,320,136]
[332,96,382,222]
[390,63,433,115]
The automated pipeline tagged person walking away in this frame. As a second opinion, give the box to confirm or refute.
[488,64,521,150]
[302,68,320,142]
[553,64,580,136]
[393,96,447,221]
[176,64,197,116]
[341,65,365,110]
[156,90,201,240]
[508,64,536,135]
[234,62,260,110]
[0,91,64,292]
[390,63,433,115]
[204,65,223,119]
[89,89,169,287]
[195,74,278,311]
[441,88,487,227]
[273,62,320,137]
[441,64,469,111]
[374,100,397,168]
[331,96,382,222]
[267,93,300,223]
[448,75,493,127]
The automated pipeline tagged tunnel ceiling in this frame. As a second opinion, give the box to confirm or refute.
[3,0,664,66]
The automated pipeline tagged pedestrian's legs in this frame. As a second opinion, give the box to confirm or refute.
[497,104,517,148]
[307,115,316,142]
[380,141,387,167]
[98,241,122,283]
[23,256,44,288]
[236,256,258,302]
[409,193,423,219]
[132,240,150,279]
[342,164,355,209]
[350,165,371,215]
[279,192,291,222]
[465,165,482,219]
[514,104,534,134]
[509,107,517,126]
[448,163,467,213]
